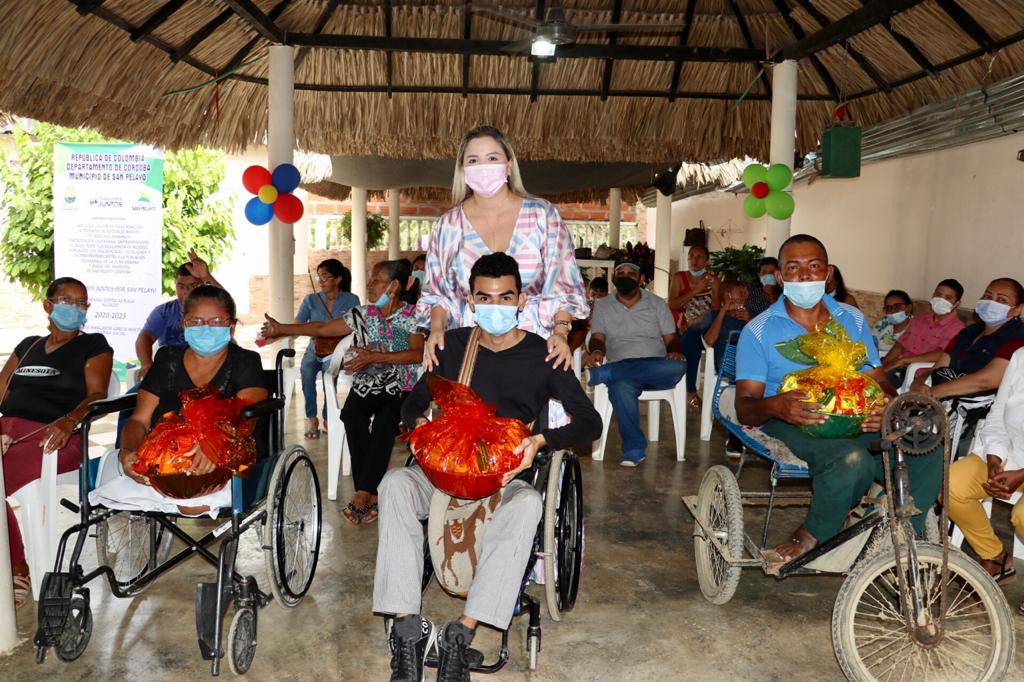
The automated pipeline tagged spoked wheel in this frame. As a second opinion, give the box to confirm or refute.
[833,543,1015,681]
[265,446,322,608]
[693,465,744,605]
[96,513,173,595]
[227,606,258,675]
[54,596,92,662]
[543,451,583,621]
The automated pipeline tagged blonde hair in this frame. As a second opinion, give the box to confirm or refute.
[450,126,528,205]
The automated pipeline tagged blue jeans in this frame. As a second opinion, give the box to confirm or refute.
[680,327,705,393]
[589,357,685,457]
[300,351,332,420]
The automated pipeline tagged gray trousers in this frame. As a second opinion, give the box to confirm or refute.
[372,465,543,629]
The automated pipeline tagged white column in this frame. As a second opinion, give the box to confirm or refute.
[0,460,17,653]
[608,187,621,248]
[351,187,368,301]
[387,189,401,259]
[653,190,672,297]
[765,59,798,259]
[268,45,295,344]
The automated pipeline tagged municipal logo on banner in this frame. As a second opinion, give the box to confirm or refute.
[14,366,60,377]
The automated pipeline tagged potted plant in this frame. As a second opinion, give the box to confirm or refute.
[709,244,765,284]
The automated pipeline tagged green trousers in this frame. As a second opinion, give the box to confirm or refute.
[761,420,943,542]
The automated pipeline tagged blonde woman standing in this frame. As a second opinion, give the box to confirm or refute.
[419,126,587,375]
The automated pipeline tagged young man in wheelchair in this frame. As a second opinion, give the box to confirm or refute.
[734,235,943,567]
[373,252,601,682]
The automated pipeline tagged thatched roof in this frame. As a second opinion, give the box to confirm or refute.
[1,1,1023,167]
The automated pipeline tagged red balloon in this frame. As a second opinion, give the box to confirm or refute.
[273,193,304,224]
[242,165,272,195]
[752,181,770,199]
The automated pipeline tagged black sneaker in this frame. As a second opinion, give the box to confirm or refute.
[389,615,435,682]
[435,621,475,682]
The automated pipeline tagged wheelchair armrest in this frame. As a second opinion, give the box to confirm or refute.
[240,397,285,420]
[85,394,138,423]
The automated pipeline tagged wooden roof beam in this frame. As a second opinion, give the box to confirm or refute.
[667,0,698,103]
[771,0,840,101]
[295,0,340,70]
[130,0,187,43]
[934,0,996,53]
[776,0,926,61]
[220,0,286,44]
[75,0,106,16]
[728,0,771,94]
[792,0,891,93]
[172,9,233,62]
[858,0,937,77]
[600,0,623,102]
[222,0,294,72]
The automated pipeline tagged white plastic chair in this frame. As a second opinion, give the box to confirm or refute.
[591,374,687,462]
[699,337,716,441]
[898,361,934,393]
[10,373,120,600]
[323,336,355,501]
[572,347,583,382]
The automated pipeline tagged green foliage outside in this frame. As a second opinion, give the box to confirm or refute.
[0,121,234,299]
[331,211,388,250]
[709,244,766,284]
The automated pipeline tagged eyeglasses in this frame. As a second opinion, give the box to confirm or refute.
[882,304,908,313]
[49,296,90,310]
[182,316,233,328]
[317,273,338,282]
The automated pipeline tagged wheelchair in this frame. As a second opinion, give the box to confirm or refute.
[684,336,1016,681]
[389,446,583,673]
[32,349,323,676]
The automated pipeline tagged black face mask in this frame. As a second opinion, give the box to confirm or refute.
[613,276,639,296]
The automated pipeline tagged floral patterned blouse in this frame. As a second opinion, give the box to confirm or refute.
[344,303,421,398]
[416,196,589,337]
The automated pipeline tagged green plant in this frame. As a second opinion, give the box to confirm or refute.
[709,244,765,284]
[333,211,388,250]
[0,121,234,299]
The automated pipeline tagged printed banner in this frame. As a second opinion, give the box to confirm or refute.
[53,142,163,379]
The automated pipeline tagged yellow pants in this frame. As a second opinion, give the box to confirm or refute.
[947,455,1024,560]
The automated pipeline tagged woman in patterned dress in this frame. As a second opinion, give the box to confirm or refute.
[262,260,423,524]
[419,126,588,377]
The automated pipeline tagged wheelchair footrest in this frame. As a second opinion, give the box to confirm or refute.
[195,581,231,661]
[34,573,76,647]
[424,646,486,671]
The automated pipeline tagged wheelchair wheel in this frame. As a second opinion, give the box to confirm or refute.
[265,446,322,608]
[227,606,258,675]
[527,632,539,671]
[693,465,743,605]
[96,513,173,595]
[833,543,1015,681]
[54,596,92,662]
[543,451,583,622]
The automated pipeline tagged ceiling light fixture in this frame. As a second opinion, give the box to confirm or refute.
[531,36,556,57]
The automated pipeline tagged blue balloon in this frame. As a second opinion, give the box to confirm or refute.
[271,163,301,194]
[245,196,274,225]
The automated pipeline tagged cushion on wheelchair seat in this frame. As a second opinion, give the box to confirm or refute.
[427,489,503,597]
[717,390,808,470]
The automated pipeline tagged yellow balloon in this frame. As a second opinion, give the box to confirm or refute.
[258,184,278,204]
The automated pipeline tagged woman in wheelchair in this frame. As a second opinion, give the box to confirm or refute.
[113,285,266,513]
[374,253,600,682]
[0,276,112,607]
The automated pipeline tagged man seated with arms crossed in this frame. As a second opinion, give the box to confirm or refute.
[583,254,685,467]
[734,235,943,564]
[375,252,601,682]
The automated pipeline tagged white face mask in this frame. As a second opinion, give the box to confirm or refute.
[930,297,954,315]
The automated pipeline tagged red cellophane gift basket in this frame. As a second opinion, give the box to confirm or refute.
[401,330,531,500]
[133,386,257,499]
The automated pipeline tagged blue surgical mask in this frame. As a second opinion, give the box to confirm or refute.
[50,303,87,332]
[782,280,827,309]
[886,311,908,325]
[474,304,519,335]
[690,268,707,277]
[184,325,231,356]
[412,270,425,286]
[373,292,391,308]
[759,273,777,286]
[975,299,1010,327]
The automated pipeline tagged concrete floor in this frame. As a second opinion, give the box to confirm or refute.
[1,399,1023,681]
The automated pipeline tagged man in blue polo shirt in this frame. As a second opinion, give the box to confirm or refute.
[734,234,942,566]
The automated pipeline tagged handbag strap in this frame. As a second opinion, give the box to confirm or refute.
[307,272,336,320]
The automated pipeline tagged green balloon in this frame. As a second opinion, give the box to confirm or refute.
[765,190,795,219]
[742,164,767,189]
[765,163,793,191]
[744,194,767,218]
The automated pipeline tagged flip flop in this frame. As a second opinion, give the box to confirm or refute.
[304,419,321,440]
[983,551,1016,584]
[13,575,31,610]
[361,502,379,524]
[342,502,364,525]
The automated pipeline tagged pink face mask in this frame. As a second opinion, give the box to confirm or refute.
[464,163,508,198]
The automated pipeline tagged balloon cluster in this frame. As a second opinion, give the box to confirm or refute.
[242,163,304,225]
[742,163,795,220]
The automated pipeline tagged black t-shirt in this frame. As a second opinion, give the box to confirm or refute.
[1,333,113,423]
[944,318,1024,375]
[140,344,266,428]
[401,327,602,450]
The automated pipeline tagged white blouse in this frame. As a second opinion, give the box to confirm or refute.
[978,347,1024,470]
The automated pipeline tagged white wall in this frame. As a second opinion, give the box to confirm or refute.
[651,132,1024,303]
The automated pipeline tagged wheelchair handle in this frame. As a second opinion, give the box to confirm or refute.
[240,397,285,420]
[84,395,138,424]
